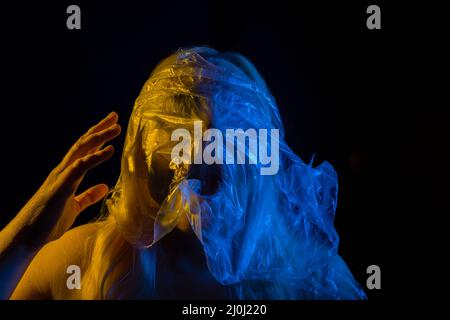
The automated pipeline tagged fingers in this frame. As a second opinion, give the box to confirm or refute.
[74,184,109,213]
[77,123,121,157]
[86,111,119,136]
[61,145,115,188]
[58,112,121,172]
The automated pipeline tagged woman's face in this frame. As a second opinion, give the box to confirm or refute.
[139,120,198,232]
[126,90,211,236]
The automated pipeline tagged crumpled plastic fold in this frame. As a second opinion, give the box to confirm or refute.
[106,47,366,299]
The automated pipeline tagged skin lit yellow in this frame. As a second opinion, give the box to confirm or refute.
[11,216,191,299]
[0,112,121,299]
[11,223,101,299]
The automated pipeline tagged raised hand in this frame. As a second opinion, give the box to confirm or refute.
[0,112,121,299]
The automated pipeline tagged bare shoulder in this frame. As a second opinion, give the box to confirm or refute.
[53,222,103,251]
[11,222,103,299]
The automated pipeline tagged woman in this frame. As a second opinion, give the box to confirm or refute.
[3,47,365,299]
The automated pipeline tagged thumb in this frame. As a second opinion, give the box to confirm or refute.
[74,184,109,213]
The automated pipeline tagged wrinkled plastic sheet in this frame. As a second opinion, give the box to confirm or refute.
[106,48,366,299]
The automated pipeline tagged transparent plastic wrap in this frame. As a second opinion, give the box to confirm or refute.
[105,47,366,299]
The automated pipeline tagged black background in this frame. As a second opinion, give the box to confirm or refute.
[0,0,447,301]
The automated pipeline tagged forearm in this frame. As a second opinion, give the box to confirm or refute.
[0,211,43,299]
